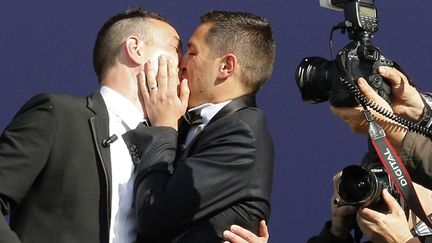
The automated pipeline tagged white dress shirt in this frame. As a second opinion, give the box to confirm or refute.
[100,86,144,243]
[184,100,231,145]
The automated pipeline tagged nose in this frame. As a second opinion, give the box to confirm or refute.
[180,54,188,69]
[179,55,188,78]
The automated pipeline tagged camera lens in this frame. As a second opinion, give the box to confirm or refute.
[338,165,380,207]
[295,57,334,104]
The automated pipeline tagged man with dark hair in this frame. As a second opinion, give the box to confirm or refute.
[124,10,276,242]
[0,8,182,243]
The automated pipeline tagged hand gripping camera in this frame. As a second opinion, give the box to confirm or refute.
[295,0,393,107]
[296,0,400,212]
[335,165,399,212]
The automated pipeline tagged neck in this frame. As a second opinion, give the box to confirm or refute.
[100,67,144,114]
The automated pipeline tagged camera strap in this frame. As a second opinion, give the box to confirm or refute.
[364,110,432,230]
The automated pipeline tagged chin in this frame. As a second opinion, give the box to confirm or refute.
[188,98,199,109]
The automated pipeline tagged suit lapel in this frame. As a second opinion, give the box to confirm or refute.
[87,92,112,229]
[207,94,257,126]
[181,94,257,156]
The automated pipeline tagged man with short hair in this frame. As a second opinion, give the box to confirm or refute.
[0,8,181,243]
[124,10,276,242]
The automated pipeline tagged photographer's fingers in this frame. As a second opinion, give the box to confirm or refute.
[331,203,356,239]
[332,172,342,191]
[381,189,404,216]
[380,66,425,121]
[331,106,368,134]
[378,66,406,87]
[357,78,385,103]
[358,77,393,114]
[357,207,380,224]
[358,190,413,243]
[357,190,401,222]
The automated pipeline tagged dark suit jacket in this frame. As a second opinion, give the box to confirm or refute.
[0,92,112,243]
[124,94,274,242]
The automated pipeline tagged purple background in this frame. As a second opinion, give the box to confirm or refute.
[1,1,431,242]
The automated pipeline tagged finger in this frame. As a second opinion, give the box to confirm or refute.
[167,58,179,92]
[330,106,363,121]
[229,225,257,242]
[145,60,158,92]
[381,189,402,214]
[157,56,168,92]
[358,78,393,114]
[333,203,357,217]
[357,207,381,223]
[137,71,150,100]
[330,106,350,119]
[378,66,405,87]
[223,230,247,243]
[356,214,376,237]
[357,78,382,101]
[259,220,269,238]
[333,171,342,191]
[179,79,190,110]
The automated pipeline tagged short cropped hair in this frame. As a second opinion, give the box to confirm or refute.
[93,8,170,82]
[200,11,276,93]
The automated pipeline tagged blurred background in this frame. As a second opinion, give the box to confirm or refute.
[1,1,431,242]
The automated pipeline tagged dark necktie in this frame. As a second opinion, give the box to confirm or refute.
[183,110,202,126]
[178,111,202,151]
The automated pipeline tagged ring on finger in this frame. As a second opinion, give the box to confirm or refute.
[149,86,158,92]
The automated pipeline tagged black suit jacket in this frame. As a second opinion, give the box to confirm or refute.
[0,92,112,243]
[124,94,274,242]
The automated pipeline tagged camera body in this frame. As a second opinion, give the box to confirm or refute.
[336,165,399,212]
[295,0,393,106]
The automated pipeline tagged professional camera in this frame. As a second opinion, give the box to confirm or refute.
[295,0,393,107]
[335,165,399,212]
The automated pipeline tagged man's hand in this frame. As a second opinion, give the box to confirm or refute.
[223,220,269,243]
[378,66,423,121]
[357,189,413,243]
[330,172,357,238]
[138,56,189,130]
[331,75,408,148]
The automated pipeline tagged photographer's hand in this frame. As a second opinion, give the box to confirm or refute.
[331,77,407,148]
[330,172,357,238]
[378,66,424,122]
[357,189,414,243]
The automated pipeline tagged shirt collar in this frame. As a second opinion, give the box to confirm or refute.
[100,86,145,130]
[188,100,232,125]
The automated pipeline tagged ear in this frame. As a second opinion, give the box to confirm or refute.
[125,35,143,66]
[217,54,238,80]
